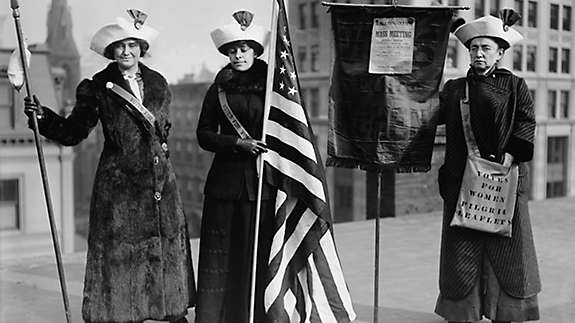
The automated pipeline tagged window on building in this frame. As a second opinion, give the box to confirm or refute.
[564,5,572,31]
[550,4,560,30]
[0,69,15,129]
[549,47,558,72]
[514,0,524,26]
[527,1,537,27]
[546,136,568,198]
[475,0,486,17]
[561,48,570,73]
[560,90,570,119]
[446,39,458,68]
[310,1,319,29]
[0,179,20,231]
[298,2,307,30]
[489,0,500,17]
[310,45,320,72]
[513,45,523,71]
[309,87,320,117]
[548,90,557,118]
[298,46,307,73]
[526,45,537,71]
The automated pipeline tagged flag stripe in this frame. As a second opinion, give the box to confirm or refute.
[264,150,326,201]
[267,114,316,162]
[268,106,314,144]
[308,256,339,323]
[266,135,320,179]
[265,205,316,311]
[271,91,308,124]
[319,233,356,319]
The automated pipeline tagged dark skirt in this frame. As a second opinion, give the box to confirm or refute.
[195,197,275,323]
[435,254,540,322]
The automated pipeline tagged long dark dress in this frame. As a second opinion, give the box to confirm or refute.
[434,68,540,322]
[195,59,276,323]
[34,62,195,323]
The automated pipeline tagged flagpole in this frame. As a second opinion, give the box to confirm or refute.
[373,173,382,323]
[9,1,73,323]
[249,1,279,323]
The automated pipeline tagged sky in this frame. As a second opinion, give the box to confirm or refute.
[0,0,273,83]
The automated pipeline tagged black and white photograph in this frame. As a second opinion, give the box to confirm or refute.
[0,0,573,322]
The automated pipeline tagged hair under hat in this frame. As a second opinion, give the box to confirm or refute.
[90,9,159,59]
[210,11,269,56]
[454,8,523,49]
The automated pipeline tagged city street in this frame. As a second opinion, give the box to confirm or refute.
[1,197,573,323]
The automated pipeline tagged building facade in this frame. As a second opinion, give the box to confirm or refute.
[0,46,75,260]
[288,0,575,222]
[169,81,212,238]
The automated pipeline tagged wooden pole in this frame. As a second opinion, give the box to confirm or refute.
[10,1,73,322]
[249,1,279,322]
[373,172,382,323]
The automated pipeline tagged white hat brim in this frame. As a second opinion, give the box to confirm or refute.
[210,23,269,55]
[90,17,159,58]
[454,15,523,48]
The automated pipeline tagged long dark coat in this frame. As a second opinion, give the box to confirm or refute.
[435,68,540,300]
[35,62,195,323]
[195,59,276,323]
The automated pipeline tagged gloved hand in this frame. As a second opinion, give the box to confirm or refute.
[502,152,514,168]
[235,138,268,155]
[24,95,44,120]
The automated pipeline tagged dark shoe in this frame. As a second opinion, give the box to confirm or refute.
[171,317,188,323]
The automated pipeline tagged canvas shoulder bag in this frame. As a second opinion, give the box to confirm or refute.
[449,82,519,238]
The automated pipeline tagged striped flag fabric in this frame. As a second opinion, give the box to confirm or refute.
[261,0,356,322]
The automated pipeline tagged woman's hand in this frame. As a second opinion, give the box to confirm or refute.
[235,138,268,155]
[502,152,514,168]
[24,95,44,120]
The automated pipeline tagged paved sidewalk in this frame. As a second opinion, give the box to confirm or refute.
[1,197,573,323]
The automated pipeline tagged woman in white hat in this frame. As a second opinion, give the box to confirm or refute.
[195,10,273,323]
[24,10,195,323]
[433,9,539,323]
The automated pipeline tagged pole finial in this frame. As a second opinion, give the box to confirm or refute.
[10,0,20,10]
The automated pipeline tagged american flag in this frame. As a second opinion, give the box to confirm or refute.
[261,0,356,322]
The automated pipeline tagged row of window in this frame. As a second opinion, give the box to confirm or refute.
[298,0,572,32]
[513,45,571,74]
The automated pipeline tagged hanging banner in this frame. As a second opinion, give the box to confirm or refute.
[325,4,455,172]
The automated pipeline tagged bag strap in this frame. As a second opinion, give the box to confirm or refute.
[217,87,252,139]
[459,81,481,157]
[106,81,157,133]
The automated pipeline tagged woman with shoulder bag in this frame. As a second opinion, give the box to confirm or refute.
[434,9,540,323]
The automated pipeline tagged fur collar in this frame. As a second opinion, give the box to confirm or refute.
[214,59,267,93]
[92,62,168,108]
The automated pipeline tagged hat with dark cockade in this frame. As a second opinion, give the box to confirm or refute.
[210,10,269,56]
[90,9,159,58]
[454,8,523,49]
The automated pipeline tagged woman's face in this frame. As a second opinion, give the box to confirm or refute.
[468,37,504,75]
[112,39,141,71]
[226,42,255,72]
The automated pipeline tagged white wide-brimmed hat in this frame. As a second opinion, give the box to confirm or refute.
[210,10,269,56]
[90,9,159,59]
[454,10,523,49]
